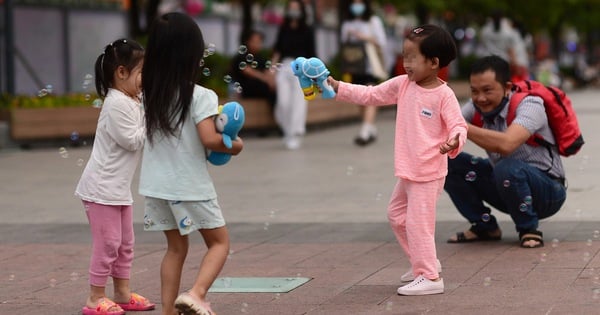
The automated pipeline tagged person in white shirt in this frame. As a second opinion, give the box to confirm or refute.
[75,39,155,315]
[140,13,243,315]
[479,11,529,82]
[340,0,388,146]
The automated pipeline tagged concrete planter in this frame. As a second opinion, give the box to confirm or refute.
[10,106,100,141]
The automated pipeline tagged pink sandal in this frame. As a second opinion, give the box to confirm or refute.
[81,297,125,315]
[116,292,155,311]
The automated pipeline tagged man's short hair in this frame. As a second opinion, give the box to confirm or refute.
[470,55,511,84]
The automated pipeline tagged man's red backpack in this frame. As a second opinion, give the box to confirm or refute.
[472,80,584,156]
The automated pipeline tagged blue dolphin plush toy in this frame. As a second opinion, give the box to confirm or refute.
[207,101,245,166]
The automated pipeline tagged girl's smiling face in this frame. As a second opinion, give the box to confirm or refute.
[402,39,439,87]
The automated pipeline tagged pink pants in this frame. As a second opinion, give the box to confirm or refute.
[84,201,134,287]
[387,178,444,280]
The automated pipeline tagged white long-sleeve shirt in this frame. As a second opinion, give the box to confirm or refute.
[75,88,145,205]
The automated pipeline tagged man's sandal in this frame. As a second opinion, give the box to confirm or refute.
[447,227,502,243]
[81,297,125,315]
[520,230,544,248]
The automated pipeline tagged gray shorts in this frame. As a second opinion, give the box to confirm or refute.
[143,197,226,236]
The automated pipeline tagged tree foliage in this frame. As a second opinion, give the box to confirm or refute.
[387,0,600,35]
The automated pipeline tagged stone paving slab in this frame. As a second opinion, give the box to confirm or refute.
[2,87,600,314]
[3,222,600,314]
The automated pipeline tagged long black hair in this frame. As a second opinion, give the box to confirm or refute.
[94,38,144,98]
[142,12,205,144]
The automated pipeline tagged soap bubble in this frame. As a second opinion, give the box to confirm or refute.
[37,88,49,97]
[519,203,528,212]
[238,45,248,55]
[523,195,532,205]
[385,301,393,311]
[503,180,511,188]
[346,165,354,176]
[246,54,254,63]
[481,213,491,222]
[45,84,53,94]
[593,288,600,300]
[251,61,259,69]
[70,131,80,142]
[465,171,477,182]
[483,276,491,286]
[58,147,69,158]
[85,94,91,101]
[206,43,216,55]
[202,68,211,76]
[82,74,93,89]
[70,272,79,281]
[265,60,272,69]
[594,230,600,239]
[92,98,103,108]
[470,156,479,164]
[551,238,559,247]
[199,59,205,67]
[238,62,247,70]
[77,158,85,167]
[223,75,232,83]
[584,252,591,262]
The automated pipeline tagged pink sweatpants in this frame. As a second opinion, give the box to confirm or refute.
[84,201,134,287]
[387,178,444,280]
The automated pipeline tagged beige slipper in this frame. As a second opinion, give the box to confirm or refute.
[174,292,214,315]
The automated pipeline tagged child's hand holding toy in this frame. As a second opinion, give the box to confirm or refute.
[291,57,336,100]
[207,101,245,166]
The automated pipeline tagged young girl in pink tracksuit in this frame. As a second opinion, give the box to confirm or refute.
[328,24,468,295]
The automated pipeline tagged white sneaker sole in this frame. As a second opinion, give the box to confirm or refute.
[397,276,444,296]
[397,287,444,295]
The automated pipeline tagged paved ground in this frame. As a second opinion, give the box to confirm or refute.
[1,84,600,315]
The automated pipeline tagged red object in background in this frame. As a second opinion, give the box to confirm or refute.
[185,0,204,16]
[393,55,449,81]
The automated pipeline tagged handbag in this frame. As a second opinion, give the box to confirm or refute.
[365,17,389,81]
[365,41,389,81]
[340,42,367,75]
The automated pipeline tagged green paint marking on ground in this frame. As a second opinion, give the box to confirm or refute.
[209,277,312,293]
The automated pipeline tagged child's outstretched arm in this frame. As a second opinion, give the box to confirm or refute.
[197,117,244,155]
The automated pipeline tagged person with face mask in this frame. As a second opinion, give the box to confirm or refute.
[271,0,316,150]
[445,56,567,249]
[340,0,388,146]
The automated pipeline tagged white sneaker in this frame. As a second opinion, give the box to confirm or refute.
[397,275,444,296]
[400,259,442,282]
[284,136,302,150]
